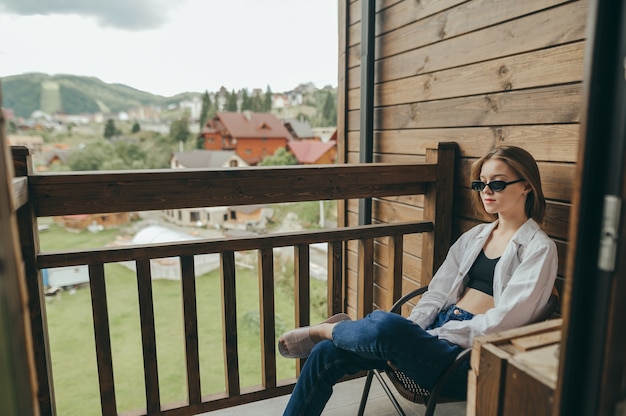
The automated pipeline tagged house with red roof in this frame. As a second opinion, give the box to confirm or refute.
[287,139,337,165]
[199,111,293,165]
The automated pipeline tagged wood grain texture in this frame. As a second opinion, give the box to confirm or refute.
[258,248,277,388]
[29,163,437,216]
[220,251,240,397]
[180,256,201,405]
[136,259,161,413]
[88,263,117,416]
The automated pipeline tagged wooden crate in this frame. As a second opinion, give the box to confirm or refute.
[467,319,562,416]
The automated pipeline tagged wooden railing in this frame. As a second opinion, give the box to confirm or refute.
[11,143,456,416]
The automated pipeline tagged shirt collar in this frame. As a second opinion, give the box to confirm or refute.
[473,218,540,246]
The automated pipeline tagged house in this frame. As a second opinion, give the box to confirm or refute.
[199,111,293,165]
[40,148,72,171]
[170,149,248,169]
[54,212,131,231]
[312,127,337,143]
[223,205,273,232]
[283,118,317,140]
[166,149,250,229]
[287,139,337,164]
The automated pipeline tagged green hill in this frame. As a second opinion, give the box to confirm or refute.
[0,73,200,118]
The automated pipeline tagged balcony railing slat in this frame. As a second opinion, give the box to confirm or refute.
[136,259,161,413]
[28,164,434,217]
[294,244,311,374]
[179,255,201,405]
[88,263,118,416]
[220,251,240,396]
[37,222,434,269]
[258,248,277,388]
[388,234,404,310]
[328,241,343,316]
[357,238,375,319]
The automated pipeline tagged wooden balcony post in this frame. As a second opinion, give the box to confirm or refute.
[421,143,457,285]
[12,146,55,416]
[1,91,39,414]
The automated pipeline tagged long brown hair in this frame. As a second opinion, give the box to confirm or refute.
[470,146,546,223]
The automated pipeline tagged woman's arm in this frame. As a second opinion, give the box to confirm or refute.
[407,226,483,327]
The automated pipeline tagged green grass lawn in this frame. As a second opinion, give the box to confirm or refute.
[39,220,328,415]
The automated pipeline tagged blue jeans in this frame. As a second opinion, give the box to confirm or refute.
[283,306,474,416]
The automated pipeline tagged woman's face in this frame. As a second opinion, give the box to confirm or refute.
[478,159,528,219]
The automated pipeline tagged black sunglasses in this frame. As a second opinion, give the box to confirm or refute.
[471,178,525,192]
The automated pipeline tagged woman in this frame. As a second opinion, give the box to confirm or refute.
[279,146,558,416]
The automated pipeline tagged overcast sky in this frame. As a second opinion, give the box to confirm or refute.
[0,0,338,96]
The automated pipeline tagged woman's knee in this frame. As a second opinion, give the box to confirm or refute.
[309,340,343,363]
[366,310,412,339]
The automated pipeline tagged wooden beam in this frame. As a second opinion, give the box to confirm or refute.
[29,163,437,217]
[38,221,433,269]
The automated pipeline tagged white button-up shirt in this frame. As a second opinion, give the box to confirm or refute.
[408,218,558,349]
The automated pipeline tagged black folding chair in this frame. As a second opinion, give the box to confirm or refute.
[357,286,559,416]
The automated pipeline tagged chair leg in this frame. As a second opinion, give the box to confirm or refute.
[357,371,375,416]
[372,371,407,416]
[358,370,407,416]
[424,397,437,416]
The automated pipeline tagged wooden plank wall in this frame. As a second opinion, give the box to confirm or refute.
[338,0,586,315]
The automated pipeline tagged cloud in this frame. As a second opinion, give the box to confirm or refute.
[0,0,183,30]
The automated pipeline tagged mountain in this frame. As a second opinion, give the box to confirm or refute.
[0,73,201,118]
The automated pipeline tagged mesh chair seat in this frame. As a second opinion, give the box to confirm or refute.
[385,369,432,404]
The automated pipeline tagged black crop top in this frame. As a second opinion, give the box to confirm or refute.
[466,250,499,296]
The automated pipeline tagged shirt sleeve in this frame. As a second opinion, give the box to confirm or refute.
[427,236,558,349]
[407,229,474,328]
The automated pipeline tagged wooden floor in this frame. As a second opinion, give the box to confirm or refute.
[203,375,467,416]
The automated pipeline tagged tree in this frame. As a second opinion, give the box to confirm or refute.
[114,141,148,168]
[66,122,76,136]
[321,91,337,126]
[131,121,141,133]
[259,147,298,166]
[7,120,17,134]
[196,136,205,150]
[104,119,116,139]
[263,85,273,112]
[199,90,212,130]
[251,90,264,112]
[241,89,252,111]
[67,141,110,171]
[170,116,190,151]
[225,89,238,112]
